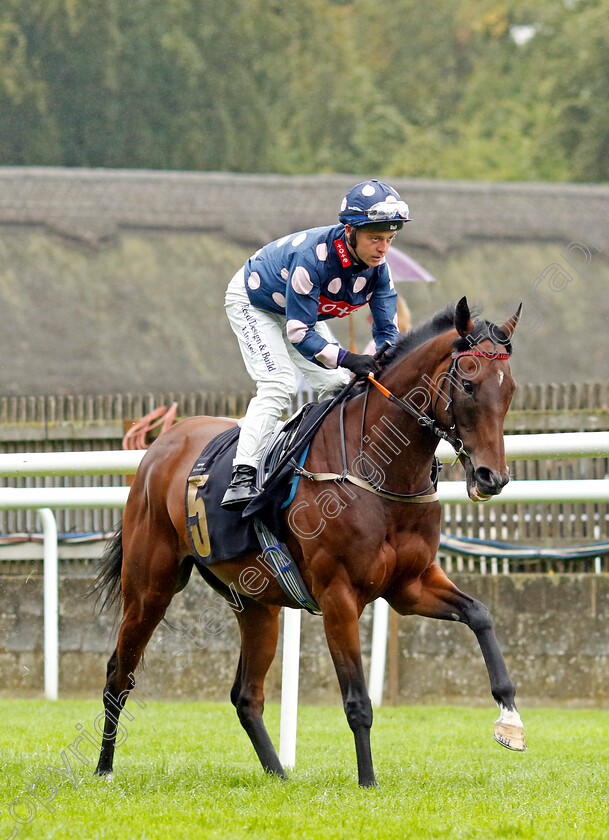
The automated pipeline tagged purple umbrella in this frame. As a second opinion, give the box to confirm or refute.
[386,248,437,283]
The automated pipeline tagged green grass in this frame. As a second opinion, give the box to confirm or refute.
[1,700,609,839]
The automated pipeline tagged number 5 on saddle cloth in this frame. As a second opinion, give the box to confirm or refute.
[185,402,330,614]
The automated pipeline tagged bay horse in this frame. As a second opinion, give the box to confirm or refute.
[93,296,525,787]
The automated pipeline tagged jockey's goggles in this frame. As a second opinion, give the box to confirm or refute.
[365,200,411,222]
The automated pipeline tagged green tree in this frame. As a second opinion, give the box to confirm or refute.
[0,3,60,163]
[528,0,609,182]
[0,0,607,182]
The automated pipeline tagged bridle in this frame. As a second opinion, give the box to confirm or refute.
[367,345,511,463]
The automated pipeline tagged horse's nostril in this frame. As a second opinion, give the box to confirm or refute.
[474,467,501,492]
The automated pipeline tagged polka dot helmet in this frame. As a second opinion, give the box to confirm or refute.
[338,179,411,230]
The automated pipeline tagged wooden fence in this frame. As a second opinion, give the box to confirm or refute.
[0,382,608,572]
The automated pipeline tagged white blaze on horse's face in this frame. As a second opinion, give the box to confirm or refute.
[498,370,505,387]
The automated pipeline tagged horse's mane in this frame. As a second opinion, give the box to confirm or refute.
[336,301,513,401]
[379,301,513,372]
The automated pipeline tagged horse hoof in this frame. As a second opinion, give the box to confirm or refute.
[494,708,526,751]
[95,770,114,782]
[494,723,526,751]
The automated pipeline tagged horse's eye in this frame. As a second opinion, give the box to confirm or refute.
[462,380,474,395]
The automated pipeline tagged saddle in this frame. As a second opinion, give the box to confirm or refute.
[185,402,330,613]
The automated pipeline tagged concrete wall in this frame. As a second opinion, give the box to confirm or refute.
[2,569,609,708]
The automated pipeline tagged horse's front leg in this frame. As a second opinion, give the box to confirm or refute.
[388,562,526,752]
[319,583,375,787]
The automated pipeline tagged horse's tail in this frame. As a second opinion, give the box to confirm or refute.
[89,526,124,613]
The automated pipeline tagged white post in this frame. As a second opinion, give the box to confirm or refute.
[369,598,389,707]
[279,607,301,769]
[39,508,58,701]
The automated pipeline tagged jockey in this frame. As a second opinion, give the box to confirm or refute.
[221,178,411,510]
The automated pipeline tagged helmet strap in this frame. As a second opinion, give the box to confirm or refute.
[346,226,364,264]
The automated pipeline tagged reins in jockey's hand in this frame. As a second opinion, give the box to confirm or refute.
[339,351,380,379]
[366,373,467,458]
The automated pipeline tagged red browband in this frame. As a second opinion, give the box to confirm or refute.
[452,350,510,360]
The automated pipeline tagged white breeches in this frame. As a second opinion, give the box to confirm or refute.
[225,268,351,468]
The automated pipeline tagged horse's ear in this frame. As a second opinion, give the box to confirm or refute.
[499,302,523,339]
[455,296,474,337]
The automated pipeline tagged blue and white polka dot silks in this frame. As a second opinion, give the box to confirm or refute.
[243,224,399,368]
[338,178,407,227]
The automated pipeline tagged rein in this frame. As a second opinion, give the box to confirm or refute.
[293,387,440,504]
[295,345,510,505]
[268,343,511,507]
[368,347,511,460]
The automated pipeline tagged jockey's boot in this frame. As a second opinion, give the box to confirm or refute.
[221,464,259,511]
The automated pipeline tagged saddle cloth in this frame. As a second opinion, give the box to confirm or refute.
[185,400,330,568]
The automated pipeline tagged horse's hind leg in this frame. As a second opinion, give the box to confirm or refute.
[230,599,286,778]
[95,544,181,777]
[388,563,526,751]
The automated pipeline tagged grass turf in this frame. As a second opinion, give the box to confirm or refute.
[1,700,608,839]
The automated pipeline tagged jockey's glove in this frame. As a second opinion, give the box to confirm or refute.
[339,351,380,379]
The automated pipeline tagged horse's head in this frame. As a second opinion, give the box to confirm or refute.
[370,296,521,501]
[446,296,521,501]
